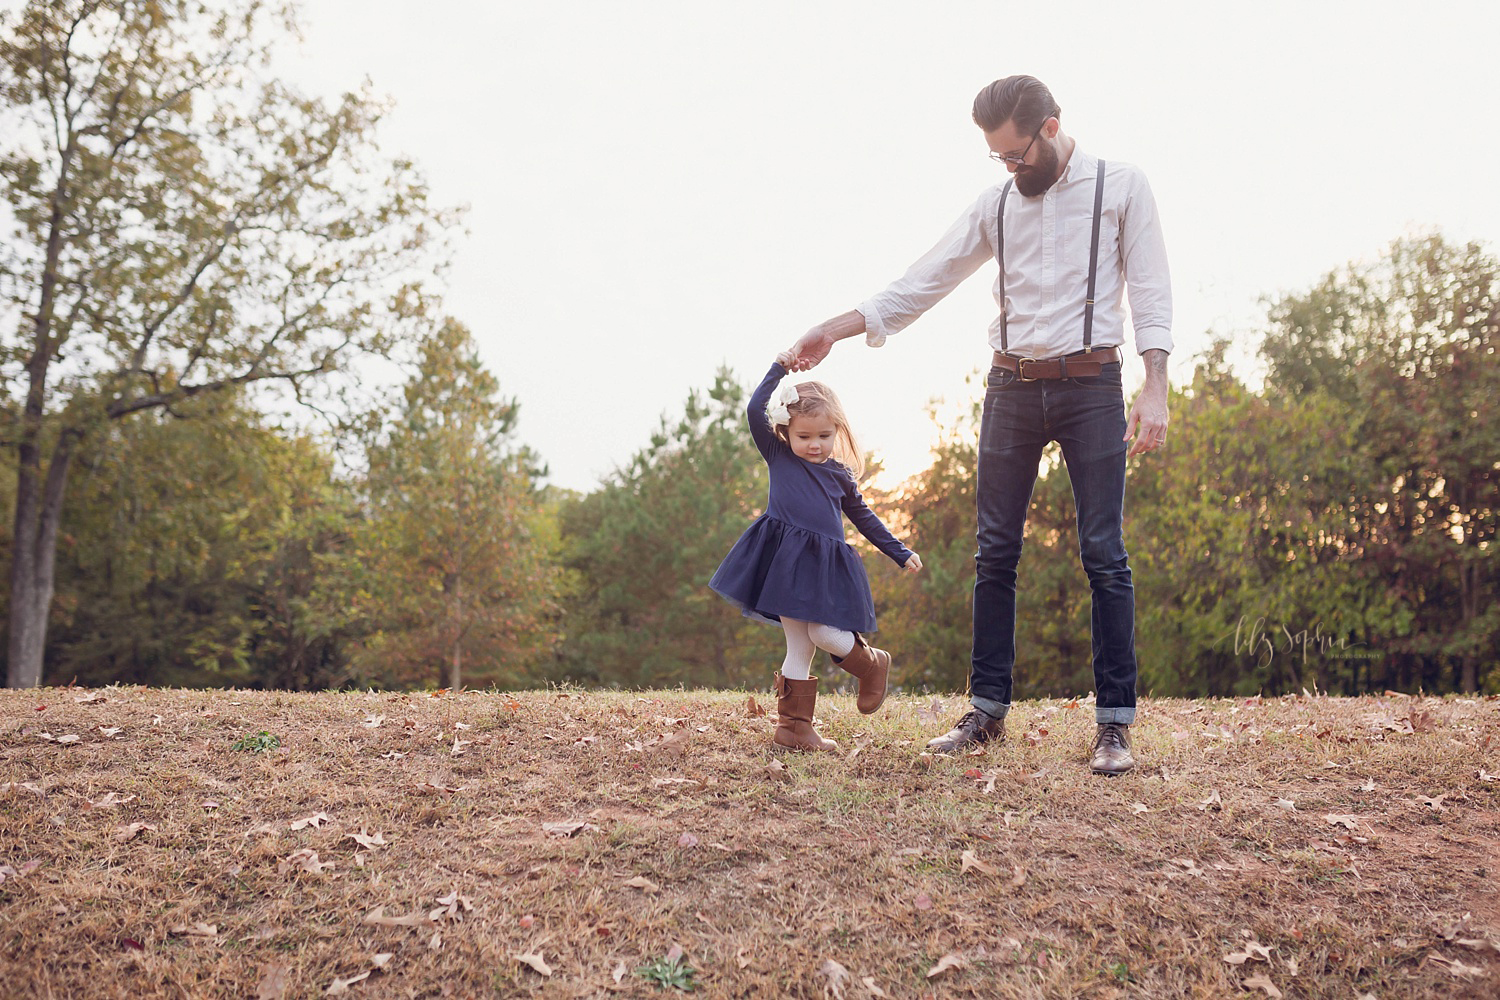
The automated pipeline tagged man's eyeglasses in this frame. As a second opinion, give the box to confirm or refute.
[988,111,1057,165]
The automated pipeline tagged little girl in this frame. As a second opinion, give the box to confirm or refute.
[710,352,922,752]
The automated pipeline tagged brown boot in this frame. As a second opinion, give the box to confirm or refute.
[833,634,891,714]
[772,673,839,753]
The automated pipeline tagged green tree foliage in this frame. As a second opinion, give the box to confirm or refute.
[1260,234,1499,691]
[556,369,782,689]
[0,0,446,686]
[337,320,561,690]
[10,394,357,688]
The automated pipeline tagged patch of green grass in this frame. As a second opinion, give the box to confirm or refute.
[229,730,280,753]
[636,953,696,991]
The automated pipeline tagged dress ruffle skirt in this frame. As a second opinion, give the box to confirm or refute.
[709,515,877,633]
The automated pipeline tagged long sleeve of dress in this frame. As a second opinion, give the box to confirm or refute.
[841,477,914,567]
[746,364,786,460]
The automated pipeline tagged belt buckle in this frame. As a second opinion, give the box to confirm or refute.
[1015,357,1039,382]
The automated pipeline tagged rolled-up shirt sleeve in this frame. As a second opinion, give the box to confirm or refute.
[856,194,995,348]
[1119,172,1173,356]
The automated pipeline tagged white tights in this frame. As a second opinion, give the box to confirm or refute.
[779,617,857,680]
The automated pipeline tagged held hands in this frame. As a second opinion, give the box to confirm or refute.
[774,349,799,369]
[783,327,835,372]
[903,552,923,573]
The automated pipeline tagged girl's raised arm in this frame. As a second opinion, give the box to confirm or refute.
[746,363,789,460]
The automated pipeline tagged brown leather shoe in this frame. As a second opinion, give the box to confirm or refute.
[772,673,839,753]
[834,634,891,714]
[926,709,1005,755]
[1090,723,1135,775]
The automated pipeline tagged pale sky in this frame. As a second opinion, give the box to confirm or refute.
[279,0,1499,492]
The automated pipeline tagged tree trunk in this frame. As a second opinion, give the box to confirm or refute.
[7,433,79,688]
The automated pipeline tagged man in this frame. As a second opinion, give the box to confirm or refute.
[784,75,1170,775]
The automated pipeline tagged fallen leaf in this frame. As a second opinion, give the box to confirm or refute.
[914,892,933,911]
[362,906,429,928]
[255,962,291,1000]
[361,715,384,728]
[1324,814,1362,830]
[1426,952,1483,978]
[1419,794,1448,811]
[622,875,660,893]
[1358,777,1376,792]
[1275,798,1296,811]
[325,970,371,995]
[1009,865,1026,888]
[926,952,968,979]
[960,850,998,876]
[677,832,699,848]
[413,781,464,795]
[278,849,334,875]
[860,976,890,998]
[114,822,157,843]
[1199,790,1223,811]
[916,698,946,726]
[817,958,851,999]
[370,953,393,970]
[428,930,442,951]
[289,812,330,831]
[74,693,107,704]
[764,759,792,783]
[345,830,388,850]
[85,792,137,810]
[1130,802,1150,815]
[514,951,553,977]
[1,782,45,797]
[201,800,221,811]
[542,821,595,838]
[168,923,218,938]
[656,729,692,756]
[1169,857,1206,877]
[379,751,405,760]
[98,726,123,738]
[55,734,82,745]
[613,961,628,983]
[1242,972,1283,997]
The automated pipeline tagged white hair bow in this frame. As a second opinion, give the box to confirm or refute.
[766,381,801,427]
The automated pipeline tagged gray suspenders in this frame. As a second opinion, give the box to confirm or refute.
[995,159,1107,354]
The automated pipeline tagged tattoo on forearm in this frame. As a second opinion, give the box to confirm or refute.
[1143,349,1168,377]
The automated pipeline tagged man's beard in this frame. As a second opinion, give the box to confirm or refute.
[1013,138,1061,197]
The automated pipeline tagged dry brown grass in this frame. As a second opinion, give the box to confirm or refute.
[1,684,1498,999]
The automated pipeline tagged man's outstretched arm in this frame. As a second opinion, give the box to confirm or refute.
[785,310,867,372]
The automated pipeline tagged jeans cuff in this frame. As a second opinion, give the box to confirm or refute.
[1095,706,1136,725]
[970,696,1011,721]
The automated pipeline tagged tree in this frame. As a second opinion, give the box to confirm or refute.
[0,0,446,686]
[340,320,560,690]
[1261,234,1500,691]
[556,369,782,689]
[31,393,356,688]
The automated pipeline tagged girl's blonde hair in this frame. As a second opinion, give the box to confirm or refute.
[772,380,865,479]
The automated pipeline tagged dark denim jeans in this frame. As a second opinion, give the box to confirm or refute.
[970,361,1137,726]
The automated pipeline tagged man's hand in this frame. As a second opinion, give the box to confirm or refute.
[785,328,835,372]
[1124,349,1170,457]
[903,552,923,573]
[783,310,867,372]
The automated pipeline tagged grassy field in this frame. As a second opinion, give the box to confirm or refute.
[1,684,1498,998]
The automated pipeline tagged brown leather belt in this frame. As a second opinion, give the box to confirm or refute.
[992,346,1121,380]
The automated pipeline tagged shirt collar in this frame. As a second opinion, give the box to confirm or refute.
[1060,145,1095,186]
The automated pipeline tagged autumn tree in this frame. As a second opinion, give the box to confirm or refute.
[339,320,560,690]
[0,0,447,687]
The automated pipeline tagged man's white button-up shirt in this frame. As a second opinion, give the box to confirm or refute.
[857,148,1173,359]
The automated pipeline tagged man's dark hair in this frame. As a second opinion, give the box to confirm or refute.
[972,75,1059,133]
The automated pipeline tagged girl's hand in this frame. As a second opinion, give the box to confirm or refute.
[903,552,923,573]
[775,349,798,369]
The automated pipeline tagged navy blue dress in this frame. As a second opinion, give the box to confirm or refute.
[709,364,914,634]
